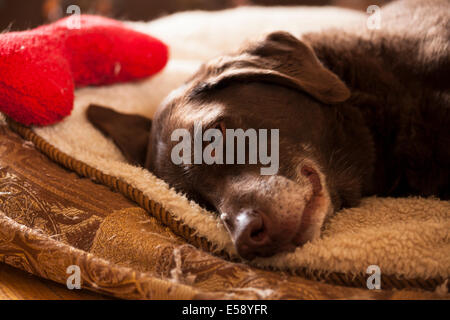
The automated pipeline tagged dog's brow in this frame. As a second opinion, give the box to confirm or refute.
[180,102,224,127]
[187,82,211,100]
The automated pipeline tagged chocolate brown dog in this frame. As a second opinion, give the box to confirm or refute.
[87,0,449,260]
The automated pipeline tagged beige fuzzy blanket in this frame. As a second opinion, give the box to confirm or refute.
[26,7,449,288]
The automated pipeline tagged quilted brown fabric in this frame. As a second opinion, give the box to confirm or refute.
[0,125,446,299]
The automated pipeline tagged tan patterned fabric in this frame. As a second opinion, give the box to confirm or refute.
[0,126,133,251]
[0,125,446,299]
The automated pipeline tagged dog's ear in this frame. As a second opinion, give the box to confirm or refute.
[87,105,152,167]
[196,31,350,104]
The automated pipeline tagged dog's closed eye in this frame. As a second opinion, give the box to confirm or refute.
[204,121,226,158]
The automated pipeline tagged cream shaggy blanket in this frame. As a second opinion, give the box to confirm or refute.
[30,7,449,282]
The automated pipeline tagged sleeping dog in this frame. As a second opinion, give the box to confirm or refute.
[87,0,449,260]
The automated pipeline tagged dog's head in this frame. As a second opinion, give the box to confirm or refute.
[88,32,371,260]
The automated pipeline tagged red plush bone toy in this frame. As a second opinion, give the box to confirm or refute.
[0,15,168,126]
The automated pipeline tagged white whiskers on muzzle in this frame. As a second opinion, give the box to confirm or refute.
[217,170,333,259]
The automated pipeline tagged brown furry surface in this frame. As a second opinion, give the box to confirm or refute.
[156,0,449,214]
[302,0,450,201]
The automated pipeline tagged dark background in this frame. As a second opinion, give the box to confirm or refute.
[0,0,391,31]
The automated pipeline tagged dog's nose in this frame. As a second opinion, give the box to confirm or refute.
[232,210,273,260]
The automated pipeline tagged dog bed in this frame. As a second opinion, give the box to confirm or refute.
[2,6,449,296]
[0,125,446,299]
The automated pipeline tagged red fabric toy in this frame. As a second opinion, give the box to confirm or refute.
[0,15,168,126]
